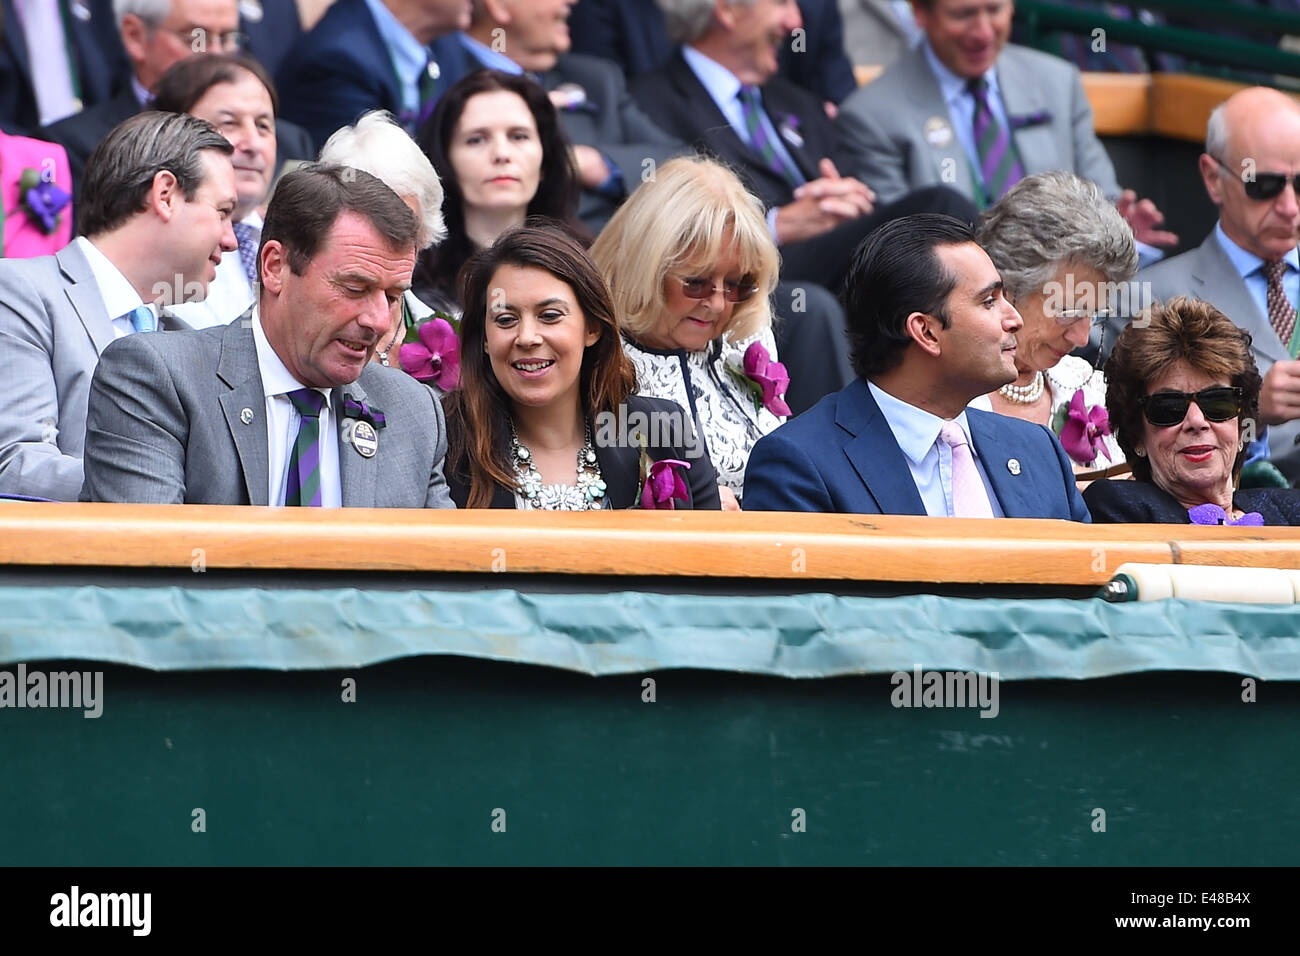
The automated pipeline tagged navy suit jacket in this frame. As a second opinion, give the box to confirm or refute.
[241,0,304,79]
[0,0,127,135]
[1084,479,1300,526]
[630,49,842,213]
[276,0,462,147]
[743,378,1091,520]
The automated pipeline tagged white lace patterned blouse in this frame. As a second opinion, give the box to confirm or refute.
[622,329,786,500]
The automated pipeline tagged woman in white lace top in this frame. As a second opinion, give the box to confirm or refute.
[591,157,790,507]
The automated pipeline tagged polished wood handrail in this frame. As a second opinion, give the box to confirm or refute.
[0,503,1296,585]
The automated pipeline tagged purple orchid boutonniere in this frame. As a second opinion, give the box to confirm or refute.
[399,316,460,391]
[342,394,386,430]
[1057,388,1112,466]
[1188,504,1264,526]
[731,341,792,418]
[18,168,71,235]
[640,457,691,510]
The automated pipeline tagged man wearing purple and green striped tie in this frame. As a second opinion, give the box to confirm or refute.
[837,0,1177,252]
[81,164,455,508]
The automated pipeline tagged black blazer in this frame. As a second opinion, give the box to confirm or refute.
[446,395,722,510]
[1084,479,1300,526]
[629,49,844,211]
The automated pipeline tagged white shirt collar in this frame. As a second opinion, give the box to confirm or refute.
[922,39,1002,109]
[682,44,743,104]
[867,379,976,466]
[74,236,151,324]
[250,303,332,408]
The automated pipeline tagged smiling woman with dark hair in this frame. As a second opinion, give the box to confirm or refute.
[444,221,719,510]
[1084,296,1300,525]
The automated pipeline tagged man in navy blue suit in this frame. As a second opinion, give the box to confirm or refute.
[744,214,1091,520]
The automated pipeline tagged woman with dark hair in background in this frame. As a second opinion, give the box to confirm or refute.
[413,70,583,312]
[444,222,719,511]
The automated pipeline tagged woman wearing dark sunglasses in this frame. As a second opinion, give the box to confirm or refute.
[591,158,786,509]
[1084,297,1300,525]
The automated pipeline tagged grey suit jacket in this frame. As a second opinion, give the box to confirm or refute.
[839,0,915,68]
[835,43,1119,205]
[0,241,188,501]
[80,314,455,507]
[1128,230,1300,480]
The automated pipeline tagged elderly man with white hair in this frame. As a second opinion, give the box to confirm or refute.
[318,110,449,371]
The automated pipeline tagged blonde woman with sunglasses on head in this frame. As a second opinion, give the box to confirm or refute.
[591,157,787,510]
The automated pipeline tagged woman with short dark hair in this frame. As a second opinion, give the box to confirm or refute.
[1084,296,1300,524]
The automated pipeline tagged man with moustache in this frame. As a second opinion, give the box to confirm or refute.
[744,214,1091,519]
[81,164,455,507]
[0,111,237,501]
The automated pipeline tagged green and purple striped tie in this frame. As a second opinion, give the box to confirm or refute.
[285,388,326,507]
[968,77,1024,209]
[737,85,802,188]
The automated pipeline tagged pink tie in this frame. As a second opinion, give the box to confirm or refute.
[939,422,994,518]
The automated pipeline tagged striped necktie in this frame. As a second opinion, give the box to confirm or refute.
[232,221,259,285]
[1263,258,1300,358]
[285,388,326,507]
[968,77,1024,208]
[736,85,802,188]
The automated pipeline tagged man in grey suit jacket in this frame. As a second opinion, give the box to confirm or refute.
[0,111,237,501]
[835,0,1173,248]
[1122,87,1300,481]
[82,164,455,507]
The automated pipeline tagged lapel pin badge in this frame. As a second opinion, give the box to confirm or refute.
[1007,458,1021,475]
[344,418,379,458]
[72,2,92,21]
[239,0,264,23]
[239,407,254,425]
[924,116,954,149]
[779,119,804,149]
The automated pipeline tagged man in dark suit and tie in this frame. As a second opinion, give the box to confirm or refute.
[81,164,455,508]
[276,0,470,147]
[631,0,976,291]
[744,214,1090,520]
[41,0,313,196]
[0,112,238,501]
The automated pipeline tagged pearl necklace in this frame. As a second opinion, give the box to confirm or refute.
[509,422,606,510]
[999,370,1045,404]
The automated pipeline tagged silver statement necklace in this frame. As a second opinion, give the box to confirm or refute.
[509,421,606,510]
[999,370,1045,404]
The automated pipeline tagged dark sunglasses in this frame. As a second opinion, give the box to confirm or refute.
[1138,386,1243,427]
[1212,155,1300,202]
[674,274,760,303]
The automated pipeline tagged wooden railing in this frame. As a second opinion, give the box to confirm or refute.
[1,503,1297,586]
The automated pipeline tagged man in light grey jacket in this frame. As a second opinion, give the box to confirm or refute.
[81,164,455,508]
[0,111,237,501]
[835,0,1173,249]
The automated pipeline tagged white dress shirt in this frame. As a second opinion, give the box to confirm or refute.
[170,211,261,330]
[867,380,1003,517]
[250,305,342,508]
[74,237,156,338]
